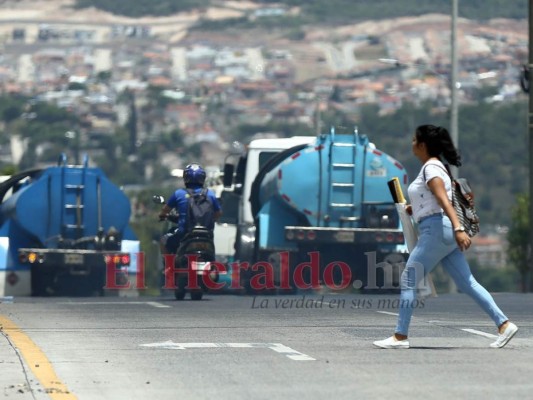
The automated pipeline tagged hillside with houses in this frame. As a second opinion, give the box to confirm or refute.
[0,0,527,287]
[0,3,526,211]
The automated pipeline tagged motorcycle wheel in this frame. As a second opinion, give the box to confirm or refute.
[190,290,203,301]
[174,275,187,300]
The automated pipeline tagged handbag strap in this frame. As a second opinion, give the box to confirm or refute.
[422,162,456,206]
[422,162,453,182]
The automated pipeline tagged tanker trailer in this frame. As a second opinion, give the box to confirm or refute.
[247,127,409,292]
[0,154,140,296]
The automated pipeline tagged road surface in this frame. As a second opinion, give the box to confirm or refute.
[1,292,532,399]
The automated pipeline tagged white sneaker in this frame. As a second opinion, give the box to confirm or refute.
[490,322,518,348]
[373,336,410,349]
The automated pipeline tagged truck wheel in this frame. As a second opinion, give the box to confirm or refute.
[174,289,186,300]
[31,268,52,296]
[190,290,203,301]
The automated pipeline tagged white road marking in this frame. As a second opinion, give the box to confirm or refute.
[140,341,316,361]
[268,343,317,361]
[427,320,456,324]
[461,329,498,339]
[59,301,170,308]
[376,311,399,316]
[145,301,171,308]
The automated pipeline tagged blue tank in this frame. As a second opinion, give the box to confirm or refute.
[0,155,139,296]
[0,166,133,247]
[254,127,408,255]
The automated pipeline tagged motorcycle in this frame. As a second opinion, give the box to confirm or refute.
[153,195,218,300]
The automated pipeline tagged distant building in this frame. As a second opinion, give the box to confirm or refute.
[254,8,287,18]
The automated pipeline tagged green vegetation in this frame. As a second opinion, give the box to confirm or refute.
[507,193,531,292]
[0,96,82,170]
[74,0,526,21]
[233,121,313,141]
[278,0,526,21]
[74,0,209,18]
[355,99,528,227]
[128,186,176,294]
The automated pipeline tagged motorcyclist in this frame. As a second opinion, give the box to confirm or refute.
[158,163,222,255]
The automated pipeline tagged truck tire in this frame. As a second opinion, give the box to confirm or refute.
[190,290,203,301]
[31,267,60,296]
[31,268,48,296]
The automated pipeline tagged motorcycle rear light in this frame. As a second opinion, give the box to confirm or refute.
[186,242,213,252]
[307,231,316,240]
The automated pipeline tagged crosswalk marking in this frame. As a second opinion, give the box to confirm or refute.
[461,328,498,339]
[59,301,170,308]
[376,311,399,316]
[140,341,316,361]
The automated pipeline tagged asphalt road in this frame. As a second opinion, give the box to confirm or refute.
[1,292,532,400]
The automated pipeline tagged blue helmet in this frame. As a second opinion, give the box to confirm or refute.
[183,163,206,186]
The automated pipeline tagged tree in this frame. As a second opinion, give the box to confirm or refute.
[507,193,530,292]
[2,105,22,124]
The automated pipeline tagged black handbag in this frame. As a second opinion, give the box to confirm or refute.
[451,177,480,237]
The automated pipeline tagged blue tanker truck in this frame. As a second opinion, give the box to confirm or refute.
[0,154,140,297]
[221,127,409,292]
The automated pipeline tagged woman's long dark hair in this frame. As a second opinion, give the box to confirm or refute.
[415,124,462,167]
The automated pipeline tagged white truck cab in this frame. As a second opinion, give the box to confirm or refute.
[220,136,316,266]
[240,136,316,224]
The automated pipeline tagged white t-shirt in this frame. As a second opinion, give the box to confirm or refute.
[407,160,452,223]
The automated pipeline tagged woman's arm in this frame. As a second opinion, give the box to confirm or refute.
[427,177,471,251]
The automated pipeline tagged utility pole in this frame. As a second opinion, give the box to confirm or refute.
[526,0,533,292]
[450,0,459,178]
[448,0,459,294]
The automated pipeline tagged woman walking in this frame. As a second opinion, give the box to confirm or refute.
[373,124,517,349]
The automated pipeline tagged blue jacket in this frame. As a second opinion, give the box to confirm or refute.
[166,186,221,233]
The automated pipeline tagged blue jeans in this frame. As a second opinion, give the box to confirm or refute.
[395,214,508,335]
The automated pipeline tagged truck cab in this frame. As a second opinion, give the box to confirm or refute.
[222,136,316,265]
